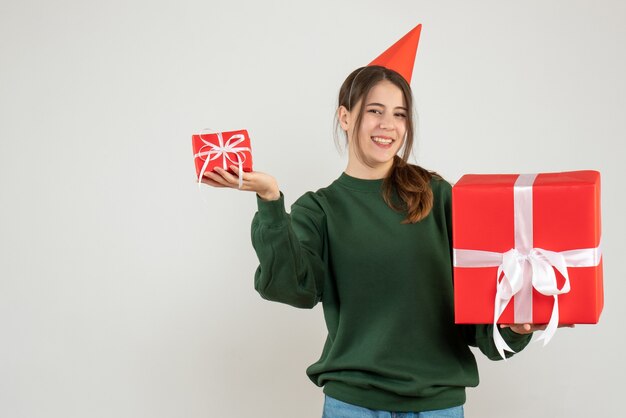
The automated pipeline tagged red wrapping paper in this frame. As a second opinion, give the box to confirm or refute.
[192,129,253,179]
[452,170,603,324]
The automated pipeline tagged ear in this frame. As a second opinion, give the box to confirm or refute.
[338,106,350,131]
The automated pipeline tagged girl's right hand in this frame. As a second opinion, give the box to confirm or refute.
[201,166,281,201]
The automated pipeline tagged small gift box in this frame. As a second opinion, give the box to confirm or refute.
[192,129,253,183]
[452,171,603,356]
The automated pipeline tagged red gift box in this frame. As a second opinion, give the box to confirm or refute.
[192,129,253,181]
[452,171,603,328]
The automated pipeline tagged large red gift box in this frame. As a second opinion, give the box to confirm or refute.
[192,129,253,181]
[452,171,603,325]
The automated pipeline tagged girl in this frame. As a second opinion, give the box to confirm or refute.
[203,65,540,418]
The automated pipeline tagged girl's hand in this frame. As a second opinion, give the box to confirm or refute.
[201,165,280,201]
[500,323,575,335]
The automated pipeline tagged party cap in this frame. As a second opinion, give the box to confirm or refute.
[368,23,422,84]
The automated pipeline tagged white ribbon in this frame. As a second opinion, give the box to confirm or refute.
[453,173,602,359]
[193,129,250,188]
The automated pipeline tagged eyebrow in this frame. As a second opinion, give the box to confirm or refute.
[365,102,408,111]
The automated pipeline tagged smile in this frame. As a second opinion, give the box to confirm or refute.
[371,136,394,145]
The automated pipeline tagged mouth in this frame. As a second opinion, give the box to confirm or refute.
[371,136,395,147]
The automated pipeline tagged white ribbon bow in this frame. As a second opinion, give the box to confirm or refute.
[194,130,250,188]
[492,248,571,358]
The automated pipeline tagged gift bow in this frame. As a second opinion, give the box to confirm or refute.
[194,130,250,188]
[453,174,602,359]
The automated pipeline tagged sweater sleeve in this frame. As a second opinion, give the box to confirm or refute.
[439,178,533,360]
[251,192,326,309]
[459,324,532,360]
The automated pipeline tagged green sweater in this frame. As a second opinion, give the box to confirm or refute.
[251,172,531,412]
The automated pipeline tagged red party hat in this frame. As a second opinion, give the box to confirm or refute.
[368,23,422,84]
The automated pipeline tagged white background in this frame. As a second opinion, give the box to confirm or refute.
[1,1,625,417]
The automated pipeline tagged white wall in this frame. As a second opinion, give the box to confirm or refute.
[1,1,624,417]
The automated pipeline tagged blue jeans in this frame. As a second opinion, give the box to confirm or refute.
[322,395,464,418]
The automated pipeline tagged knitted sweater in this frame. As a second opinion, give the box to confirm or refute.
[251,172,531,412]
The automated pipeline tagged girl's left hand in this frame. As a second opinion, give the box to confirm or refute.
[500,323,575,335]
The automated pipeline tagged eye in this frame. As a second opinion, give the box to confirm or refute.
[394,112,407,118]
[367,109,382,115]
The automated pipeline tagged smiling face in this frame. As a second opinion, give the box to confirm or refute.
[340,79,408,179]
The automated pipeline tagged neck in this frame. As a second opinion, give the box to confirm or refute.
[345,159,393,179]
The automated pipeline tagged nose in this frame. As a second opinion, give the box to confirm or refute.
[379,112,396,130]
[379,118,395,130]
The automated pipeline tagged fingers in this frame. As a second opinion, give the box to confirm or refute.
[199,166,278,197]
[230,165,241,175]
[500,323,544,334]
[500,324,530,333]
[500,324,538,329]
[214,167,240,185]
[229,165,251,186]
[202,167,243,189]
[500,323,575,335]
[524,324,542,332]
[215,167,239,186]
[200,176,227,188]
[202,170,230,187]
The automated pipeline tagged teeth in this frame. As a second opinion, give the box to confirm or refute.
[372,137,392,144]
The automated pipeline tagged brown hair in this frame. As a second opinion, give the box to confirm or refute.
[335,66,436,223]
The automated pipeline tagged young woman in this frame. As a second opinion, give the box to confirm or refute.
[203,65,541,417]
